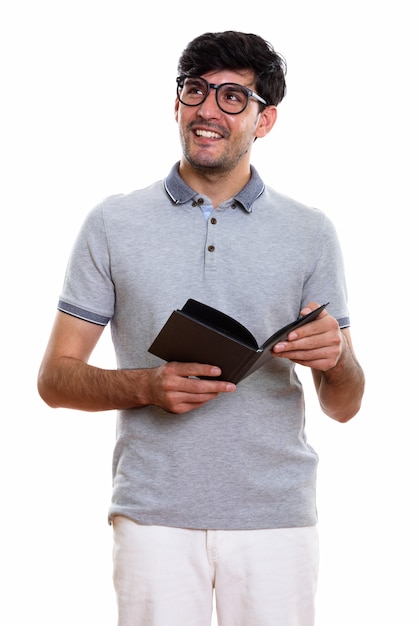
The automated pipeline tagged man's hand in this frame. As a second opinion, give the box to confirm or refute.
[37,312,236,414]
[272,302,364,422]
[146,361,236,414]
[272,303,342,371]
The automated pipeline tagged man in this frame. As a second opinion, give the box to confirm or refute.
[38,31,365,626]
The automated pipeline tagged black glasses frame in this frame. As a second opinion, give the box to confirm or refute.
[176,75,269,115]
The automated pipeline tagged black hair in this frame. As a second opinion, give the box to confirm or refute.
[177,31,287,107]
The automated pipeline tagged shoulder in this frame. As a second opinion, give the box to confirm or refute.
[101,180,166,214]
[80,180,168,232]
[260,185,325,220]
[254,185,338,242]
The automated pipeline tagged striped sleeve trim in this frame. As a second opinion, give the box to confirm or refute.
[58,300,110,326]
[338,317,350,329]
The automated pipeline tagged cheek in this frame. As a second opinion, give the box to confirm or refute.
[235,119,258,142]
[175,106,192,127]
[235,112,259,133]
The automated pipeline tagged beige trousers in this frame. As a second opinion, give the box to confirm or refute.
[112,516,319,626]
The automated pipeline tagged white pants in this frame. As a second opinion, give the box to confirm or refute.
[113,516,319,626]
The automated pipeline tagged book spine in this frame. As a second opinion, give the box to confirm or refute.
[229,351,261,384]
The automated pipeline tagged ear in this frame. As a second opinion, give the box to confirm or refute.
[174,98,180,121]
[255,105,277,139]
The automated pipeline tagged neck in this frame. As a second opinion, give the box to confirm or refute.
[178,159,251,208]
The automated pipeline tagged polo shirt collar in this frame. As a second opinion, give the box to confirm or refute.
[164,161,265,213]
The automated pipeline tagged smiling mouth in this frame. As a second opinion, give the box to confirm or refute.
[195,129,222,139]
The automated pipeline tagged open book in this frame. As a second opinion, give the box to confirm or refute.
[148,299,328,384]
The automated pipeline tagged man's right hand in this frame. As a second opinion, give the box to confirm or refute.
[38,311,235,414]
[146,361,236,414]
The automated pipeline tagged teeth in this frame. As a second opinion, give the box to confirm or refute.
[195,129,221,139]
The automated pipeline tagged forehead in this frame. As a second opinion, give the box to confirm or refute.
[200,68,256,87]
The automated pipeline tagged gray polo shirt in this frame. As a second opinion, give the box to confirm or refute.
[59,162,349,529]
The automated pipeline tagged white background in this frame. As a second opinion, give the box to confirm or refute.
[1,1,417,624]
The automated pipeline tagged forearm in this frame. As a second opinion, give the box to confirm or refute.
[313,333,365,422]
[37,357,152,412]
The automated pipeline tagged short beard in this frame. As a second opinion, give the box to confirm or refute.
[180,133,251,176]
[185,151,234,174]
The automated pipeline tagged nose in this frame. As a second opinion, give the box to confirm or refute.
[197,87,221,119]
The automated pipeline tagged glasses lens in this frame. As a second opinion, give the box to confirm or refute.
[178,77,208,106]
[217,84,249,113]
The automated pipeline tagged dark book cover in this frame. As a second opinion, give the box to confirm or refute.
[148,299,328,384]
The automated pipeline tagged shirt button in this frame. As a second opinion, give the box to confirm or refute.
[207,245,215,252]
[197,198,204,205]
[210,217,217,225]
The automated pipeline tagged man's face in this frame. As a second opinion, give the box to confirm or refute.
[175,69,267,174]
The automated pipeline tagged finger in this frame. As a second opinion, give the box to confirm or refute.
[287,313,337,343]
[166,362,237,388]
[160,362,236,393]
[179,376,236,394]
[273,333,324,353]
[161,387,233,414]
[165,361,223,379]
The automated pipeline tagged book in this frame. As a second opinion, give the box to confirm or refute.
[148,299,328,384]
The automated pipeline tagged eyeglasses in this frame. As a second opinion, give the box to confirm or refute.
[176,76,269,115]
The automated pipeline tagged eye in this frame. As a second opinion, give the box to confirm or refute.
[219,85,247,106]
[184,79,206,97]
